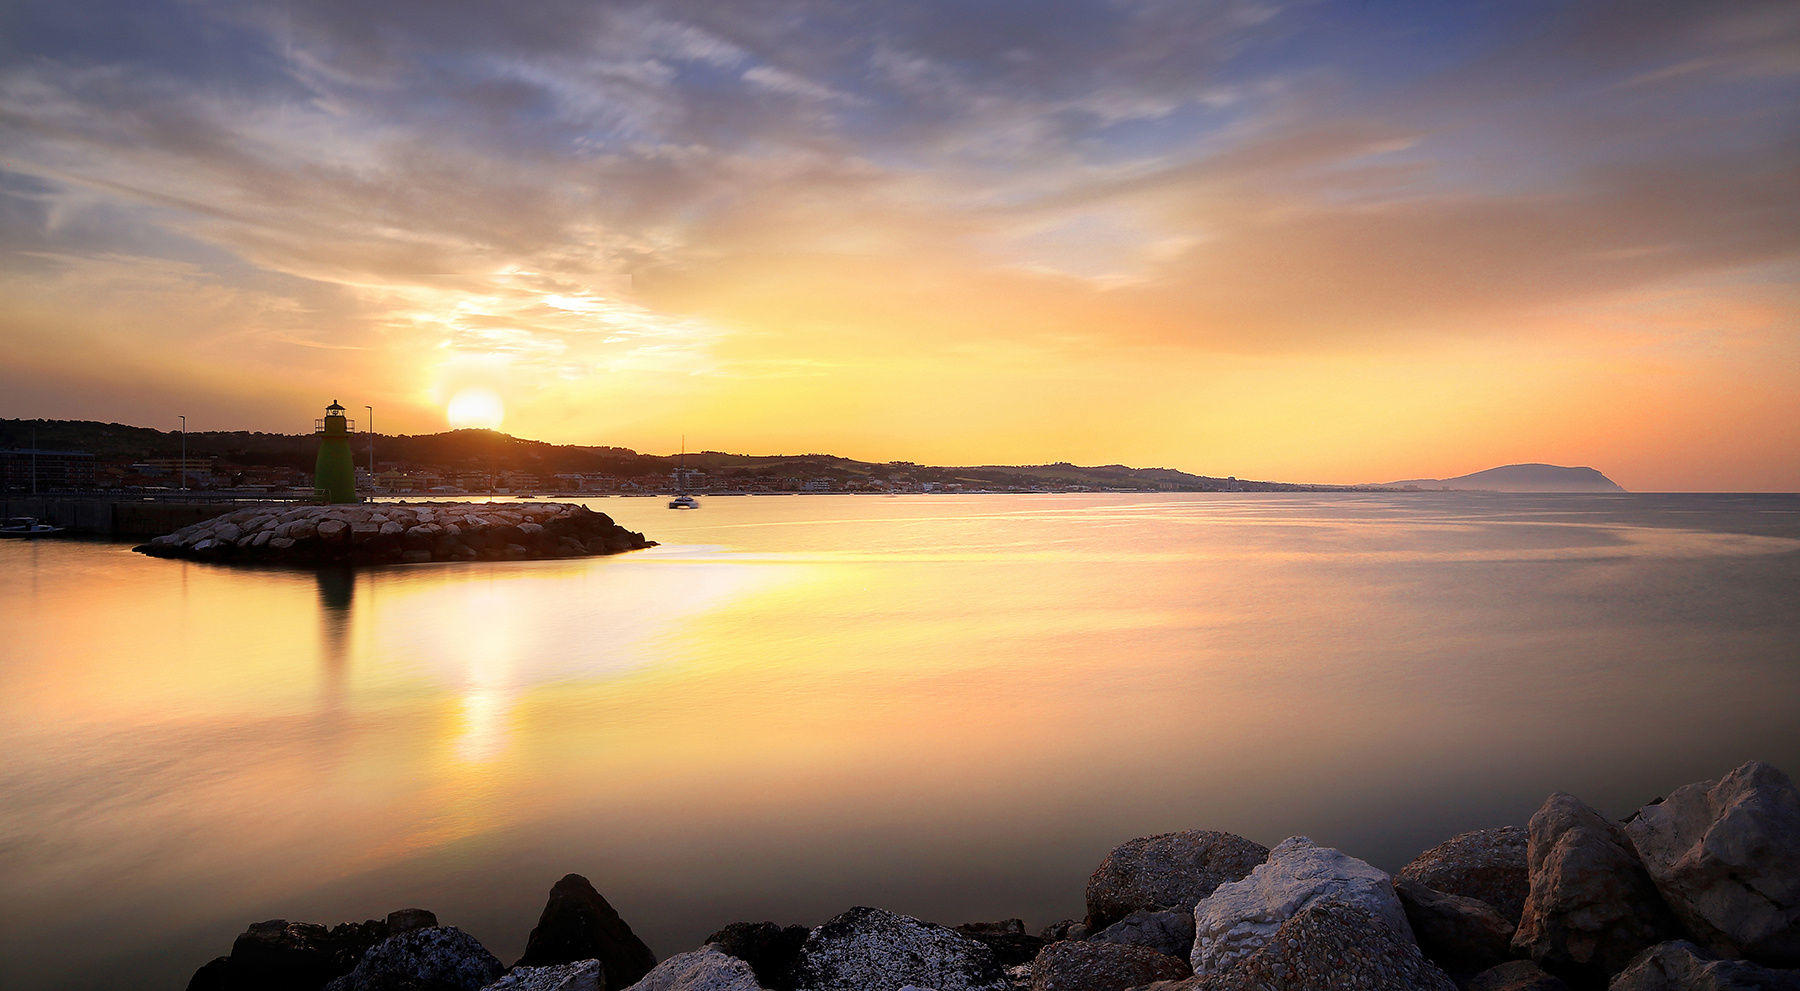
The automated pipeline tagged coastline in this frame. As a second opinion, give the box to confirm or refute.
[184,760,1800,991]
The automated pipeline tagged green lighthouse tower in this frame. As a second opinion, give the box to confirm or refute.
[314,400,358,503]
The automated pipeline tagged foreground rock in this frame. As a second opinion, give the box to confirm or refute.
[136,502,653,565]
[1622,760,1800,965]
[482,961,603,991]
[518,874,658,989]
[626,947,767,991]
[1029,939,1187,990]
[1467,960,1570,991]
[1189,835,1414,976]
[705,921,810,989]
[955,919,1046,968]
[1395,876,1516,981]
[1091,909,1194,960]
[1400,826,1532,924]
[1197,900,1456,991]
[188,917,412,991]
[1607,940,1800,991]
[1084,831,1268,929]
[323,926,502,991]
[1513,794,1678,985]
[788,907,1007,991]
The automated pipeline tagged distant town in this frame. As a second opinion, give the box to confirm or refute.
[1,418,1366,499]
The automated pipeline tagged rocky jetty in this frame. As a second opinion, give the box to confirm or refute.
[135,502,653,565]
[184,760,1800,991]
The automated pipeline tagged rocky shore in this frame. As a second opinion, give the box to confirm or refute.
[134,502,654,564]
[186,760,1800,991]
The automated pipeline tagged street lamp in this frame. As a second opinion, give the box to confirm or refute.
[178,414,187,492]
[364,405,374,478]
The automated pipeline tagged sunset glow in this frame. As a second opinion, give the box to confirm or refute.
[1,2,1796,489]
[446,388,505,431]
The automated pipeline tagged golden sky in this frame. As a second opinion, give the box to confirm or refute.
[1,1,1796,489]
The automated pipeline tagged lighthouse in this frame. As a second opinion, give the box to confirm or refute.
[314,400,359,503]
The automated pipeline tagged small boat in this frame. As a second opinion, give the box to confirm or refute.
[668,435,700,509]
[1,517,63,537]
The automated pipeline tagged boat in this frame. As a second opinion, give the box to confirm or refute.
[1,517,63,537]
[668,435,700,509]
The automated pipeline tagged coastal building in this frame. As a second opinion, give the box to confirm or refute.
[0,448,96,492]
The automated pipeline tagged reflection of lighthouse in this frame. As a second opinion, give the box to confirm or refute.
[314,400,358,503]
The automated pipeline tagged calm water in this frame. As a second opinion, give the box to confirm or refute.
[3,492,1799,989]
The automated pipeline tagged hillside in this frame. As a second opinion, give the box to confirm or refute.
[1385,463,1627,493]
[0,419,1356,492]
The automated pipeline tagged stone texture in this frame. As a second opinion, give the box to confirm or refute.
[1400,826,1532,924]
[1197,900,1456,991]
[189,917,392,991]
[1513,793,1678,985]
[1607,940,1800,991]
[788,906,1007,991]
[482,961,604,991]
[1090,910,1195,961]
[1395,876,1516,981]
[955,920,1047,968]
[705,921,809,990]
[323,926,503,991]
[1085,831,1268,929]
[1028,940,1188,991]
[518,874,657,990]
[1467,960,1571,991]
[136,502,654,565]
[1039,920,1090,943]
[1623,761,1800,965]
[1189,835,1412,976]
[624,947,767,991]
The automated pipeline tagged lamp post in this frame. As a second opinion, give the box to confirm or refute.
[364,405,374,479]
[178,415,187,492]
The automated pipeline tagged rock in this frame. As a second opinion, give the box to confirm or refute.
[1090,910,1194,961]
[1027,940,1188,991]
[1197,899,1456,991]
[518,874,657,989]
[481,961,603,991]
[387,909,440,934]
[1512,793,1678,985]
[1401,826,1532,924]
[318,519,349,542]
[1038,921,1089,943]
[199,918,389,991]
[624,946,766,991]
[324,926,503,991]
[956,920,1046,968]
[789,906,1007,991]
[379,521,406,536]
[705,921,809,989]
[1609,940,1800,991]
[1395,877,1515,981]
[1189,835,1411,976]
[1467,960,1570,991]
[1085,831,1268,929]
[1623,761,1800,965]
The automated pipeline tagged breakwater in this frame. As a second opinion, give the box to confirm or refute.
[183,759,1800,991]
[1,495,282,536]
[135,502,653,564]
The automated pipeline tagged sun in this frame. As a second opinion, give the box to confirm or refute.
[446,387,505,430]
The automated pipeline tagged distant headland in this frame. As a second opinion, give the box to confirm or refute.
[1382,464,1628,493]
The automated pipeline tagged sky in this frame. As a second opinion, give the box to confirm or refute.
[1,1,1796,490]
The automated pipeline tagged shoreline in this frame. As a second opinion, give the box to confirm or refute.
[184,759,1800,991]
